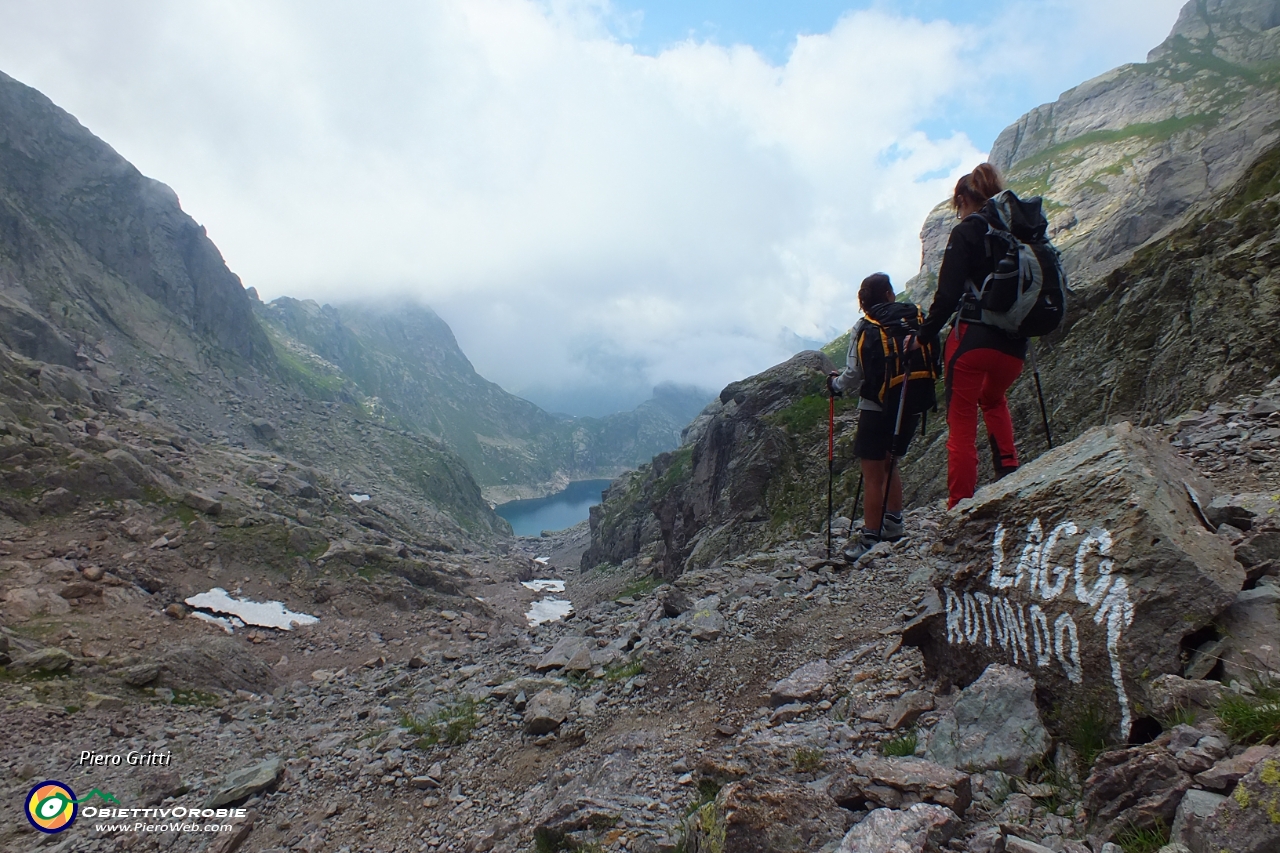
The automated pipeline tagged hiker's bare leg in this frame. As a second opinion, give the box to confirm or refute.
[861,457,886,532]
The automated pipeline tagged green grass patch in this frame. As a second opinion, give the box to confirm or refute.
[654,445,694,500]
[615,575,661,601]
[604,659,644,682]
[793,746,824,773]
[404,696,482,748]
[1111,819,1170,853]
[170,688,220,707]
[1010,113,1220,175]
[1217,682,1280,746]
[880,729,918,757]
[769,393,829,435]
[1156,703,1197,730]
[1064,702,1113,772]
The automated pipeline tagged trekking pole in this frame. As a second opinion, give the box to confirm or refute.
[1027,342,1053,449]
[827,393,835,559]
[851,473,864,529]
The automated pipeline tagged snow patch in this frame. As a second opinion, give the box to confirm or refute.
[522,579,565,593]
[185,588,319,631]
[526,597,574,626]
[349,493,371,503]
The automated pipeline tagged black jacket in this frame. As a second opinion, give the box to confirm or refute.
[920,214,1027,359]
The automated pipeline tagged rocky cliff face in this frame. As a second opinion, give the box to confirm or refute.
[0,70,271,366]
[906,0,1280,305]
[582,351,843,577]
[0,69,507,543]
[258,297,709,500]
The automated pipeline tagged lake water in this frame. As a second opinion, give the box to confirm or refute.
[496,479,613,536]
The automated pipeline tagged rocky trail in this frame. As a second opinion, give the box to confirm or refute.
[3,369,1279,853]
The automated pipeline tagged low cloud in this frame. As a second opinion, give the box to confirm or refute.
[0,0,1184,412]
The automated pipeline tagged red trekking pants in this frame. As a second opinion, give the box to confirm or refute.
[944,328,1024,508]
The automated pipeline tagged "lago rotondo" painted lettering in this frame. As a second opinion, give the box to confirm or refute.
[943,519,1136,737]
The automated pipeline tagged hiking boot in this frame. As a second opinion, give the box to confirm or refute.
[880,513,905,542]
[842,530,881,563]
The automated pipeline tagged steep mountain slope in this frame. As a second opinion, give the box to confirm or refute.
[0,71,270,368]
[0,69,504,542]
[257,296,709,501]
[906,0,1280,303]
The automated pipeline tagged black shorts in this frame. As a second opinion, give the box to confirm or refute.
[853,407,920,460]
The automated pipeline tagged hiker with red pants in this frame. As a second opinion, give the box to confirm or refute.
[920,163,1026,508]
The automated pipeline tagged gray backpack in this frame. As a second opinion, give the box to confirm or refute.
[967,190,1067,337]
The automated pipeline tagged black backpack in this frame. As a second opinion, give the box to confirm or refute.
[857,302,938,416]
[967,190,1067,337]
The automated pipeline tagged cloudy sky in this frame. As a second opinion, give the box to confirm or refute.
[0,0,1187,415]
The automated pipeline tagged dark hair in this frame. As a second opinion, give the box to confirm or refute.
[952,162,1005,214]
[858,273,894,313]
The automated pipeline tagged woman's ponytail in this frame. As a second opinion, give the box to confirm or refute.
[951,162,1006,214]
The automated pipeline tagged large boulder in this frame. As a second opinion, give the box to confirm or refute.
[924,664,1050,777]
[907,423,1242,740]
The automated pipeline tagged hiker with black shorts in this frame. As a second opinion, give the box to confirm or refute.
[920,163,1027,508]
[828,273,937,562]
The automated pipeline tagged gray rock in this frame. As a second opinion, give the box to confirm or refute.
[7,646,74,674]
[1145,674,1224,721]
[909,424,1242,741]
[39,487,78,514]
[1184,638,1228,680]
[1082,746,1190,848]
[924,664,1050,776]
[1236,530,1280,569]
[1194,744,1274,791]
[1191,746,1280,853]
[524,689,572,735]
[825,755,972,816]
[686,777,849,853]
[1005,838,1055,853]
[887,690,935,730]
[1170,788,1228,846]
[659,588,691,617]
[836,803,959,853]
[1218,584,1280,684]
[138,769,187,806]
[160,637,278,694]
[770,659,832,707]
[118,662,161,686]
[535,637,592,672]
[688,596,725,641]
[182,491,223,516]
[204,757,284,807]
[287,526,328,556]
[1205,494,1257,530]
[250,419,279,441]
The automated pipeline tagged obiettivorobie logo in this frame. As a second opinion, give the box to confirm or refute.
[25,782,119,834]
